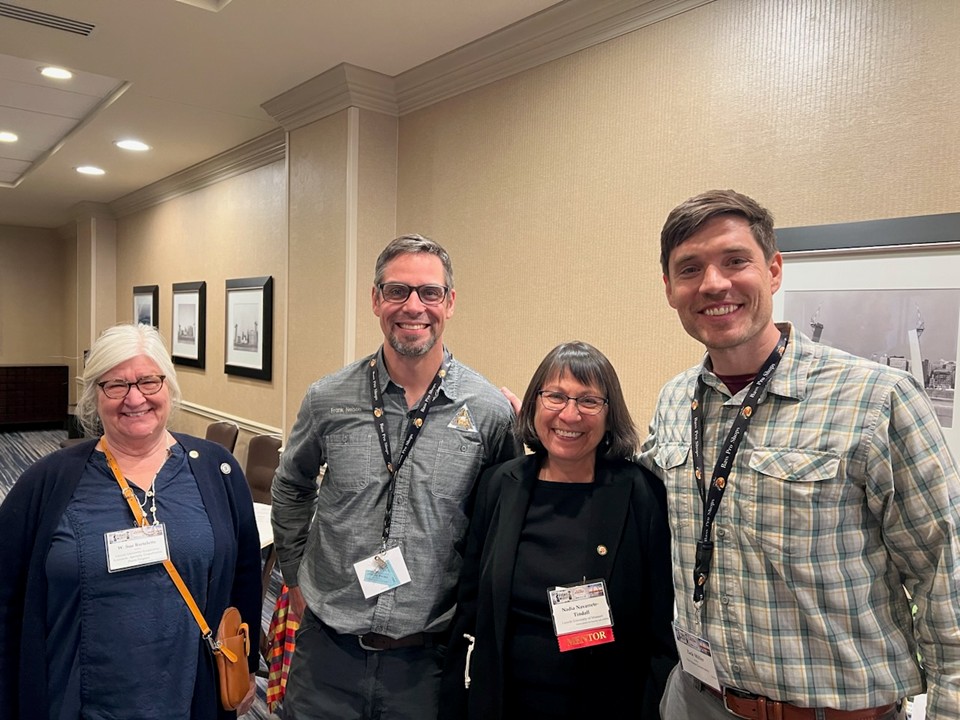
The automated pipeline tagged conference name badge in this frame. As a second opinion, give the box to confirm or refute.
[548,579,615,652]
[104,523,170,572]
[673,623,720,691]
[353,546,412,599]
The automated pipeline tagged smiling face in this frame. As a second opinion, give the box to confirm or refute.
[664,214,783,375]
[372,252,455,362]
[97,355,170,447]
[534,372,608,478]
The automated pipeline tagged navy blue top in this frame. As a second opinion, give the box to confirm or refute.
[0,434,262,720]
[45,445,214,719]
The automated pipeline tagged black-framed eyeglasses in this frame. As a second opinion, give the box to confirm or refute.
[97,375,166,400]
[377,282,449,306]
[537,390,608,416]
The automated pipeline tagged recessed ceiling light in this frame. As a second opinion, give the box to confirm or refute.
[40,66,73,80]
[76,166,105,176]
[115,139,150,152]
[0,131,17,143]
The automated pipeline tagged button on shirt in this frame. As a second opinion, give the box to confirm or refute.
[272,348,518,638]
[640,323,960,718]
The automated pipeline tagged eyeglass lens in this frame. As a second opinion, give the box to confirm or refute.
[100,376,165,399]
[379,283,447,305]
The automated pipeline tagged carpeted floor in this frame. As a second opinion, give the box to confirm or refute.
[0,430,284,719]
[0,429,66,503]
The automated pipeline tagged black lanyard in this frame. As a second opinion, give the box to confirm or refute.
[369,352,448,550]
[689,328,789,604]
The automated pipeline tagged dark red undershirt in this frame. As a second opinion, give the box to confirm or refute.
[715,372,756,396]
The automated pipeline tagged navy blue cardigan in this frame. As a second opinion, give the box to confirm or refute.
[0,434,262,719]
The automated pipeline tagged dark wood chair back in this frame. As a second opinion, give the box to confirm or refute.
[205,421,239,453]
[245,434,282,504]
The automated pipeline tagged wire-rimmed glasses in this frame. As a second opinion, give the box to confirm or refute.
[536,390,608,415]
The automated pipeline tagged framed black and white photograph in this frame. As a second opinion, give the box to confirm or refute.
[773,213,960,459]
[224,276,273,380]
[172,281,206,368]
[133,285,159,329]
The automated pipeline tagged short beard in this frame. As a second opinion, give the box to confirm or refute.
[389,333,436,358]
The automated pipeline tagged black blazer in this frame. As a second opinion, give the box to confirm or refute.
[440,453,677,719]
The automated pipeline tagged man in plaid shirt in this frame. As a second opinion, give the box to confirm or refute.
[641,189,960,720]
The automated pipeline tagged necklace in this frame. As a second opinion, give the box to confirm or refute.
[129,447,172,525]
[134,477,159,525]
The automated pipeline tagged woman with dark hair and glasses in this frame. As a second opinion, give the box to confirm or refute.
[440,341,676,720]
[0,323,261,720]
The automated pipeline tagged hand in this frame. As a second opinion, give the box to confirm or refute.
[500,386,521,416]
[236,672,257,716]
[288,584,306,620]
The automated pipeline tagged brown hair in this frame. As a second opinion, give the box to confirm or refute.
[660,189,777,275]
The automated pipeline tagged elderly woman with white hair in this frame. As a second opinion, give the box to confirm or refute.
[0,323,261,720]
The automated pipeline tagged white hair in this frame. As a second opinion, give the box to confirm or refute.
[75,324,180,437]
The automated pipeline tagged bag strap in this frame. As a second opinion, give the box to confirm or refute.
[102,438,238,662]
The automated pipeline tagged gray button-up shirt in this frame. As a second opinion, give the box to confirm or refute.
[271,347,518,638]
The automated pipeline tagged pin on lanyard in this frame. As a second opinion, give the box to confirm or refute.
[369,352,449,551]
[689,328,789,607]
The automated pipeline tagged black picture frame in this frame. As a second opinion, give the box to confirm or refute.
[224,276,273,381]
[133,285,159,329]
[777,212,960,256]
[172,281,206,369]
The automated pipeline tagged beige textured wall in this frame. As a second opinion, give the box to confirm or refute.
[286,112,349,429]
[396,0,960,425]
[0,225,67,365]
[116,161,287,435]
[355,110,399,360]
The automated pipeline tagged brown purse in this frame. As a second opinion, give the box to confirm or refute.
[103,441,253,711]
[215,607,252,710]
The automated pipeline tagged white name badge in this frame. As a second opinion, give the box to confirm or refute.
[548,580,615,652]
[353,546,412,599]
[673,623,721,691]
[104,523,170,572]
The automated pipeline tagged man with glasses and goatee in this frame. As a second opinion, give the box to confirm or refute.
[272,234,518,719]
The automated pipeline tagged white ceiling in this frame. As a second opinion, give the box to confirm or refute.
[0,0,563,229]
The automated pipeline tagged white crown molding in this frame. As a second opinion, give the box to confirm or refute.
[123,0,711,212]
[262,64,398,131]
[395,0,715,114]
[109,129,286,218]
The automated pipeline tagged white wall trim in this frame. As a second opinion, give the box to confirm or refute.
[108,129,286,218]
[262,64,398,132]
[395,0,715,113]
[261,0,714,128]
[180,399,283,436]
[344,107,360,366]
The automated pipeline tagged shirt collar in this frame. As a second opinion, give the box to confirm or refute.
[374,346,458,402]
[696,322,807,403]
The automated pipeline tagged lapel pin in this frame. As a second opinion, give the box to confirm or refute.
[596,545,608,556]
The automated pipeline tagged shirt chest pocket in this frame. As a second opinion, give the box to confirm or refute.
[322,433,373,491]
[740,447,842,555]
[652,442,694,520]
[431,435,484,500]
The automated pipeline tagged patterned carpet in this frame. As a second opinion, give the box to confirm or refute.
[0,430,284,719]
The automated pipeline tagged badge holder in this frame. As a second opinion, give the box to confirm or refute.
[353,546,412,599]
[547,579,615,652]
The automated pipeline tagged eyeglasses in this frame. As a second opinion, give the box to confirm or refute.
[377,282,449,306]
[98,375,166,399]
[537,390,608,416]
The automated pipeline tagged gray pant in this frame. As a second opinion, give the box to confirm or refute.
[659,664,906,720]
[283,609,444,720]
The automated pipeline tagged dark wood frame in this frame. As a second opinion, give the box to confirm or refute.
[224,276,273,381]
[133,285,159,329]
[171,281,206,369]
